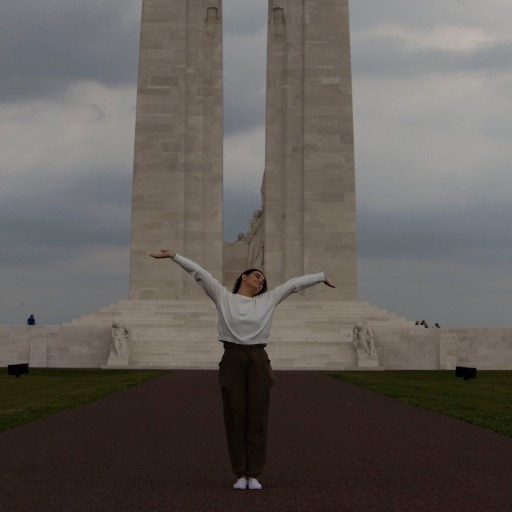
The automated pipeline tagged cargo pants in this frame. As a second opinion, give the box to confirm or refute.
[218,342,276,478]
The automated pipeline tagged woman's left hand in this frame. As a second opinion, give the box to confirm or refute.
[323,277,335,288]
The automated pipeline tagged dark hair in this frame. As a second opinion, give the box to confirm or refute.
[232,269,267,295]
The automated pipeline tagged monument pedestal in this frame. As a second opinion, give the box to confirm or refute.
[354,347,380,368]
[356,358,380,369]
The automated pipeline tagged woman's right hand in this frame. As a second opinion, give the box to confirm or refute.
[150,249,176,259]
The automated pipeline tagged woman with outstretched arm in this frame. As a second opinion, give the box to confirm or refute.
[150,249,335,490]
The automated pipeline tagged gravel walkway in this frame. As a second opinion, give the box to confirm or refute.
[1,370,511,511]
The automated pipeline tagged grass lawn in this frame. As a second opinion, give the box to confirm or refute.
[0,368,168,432]
[327,370,512,438]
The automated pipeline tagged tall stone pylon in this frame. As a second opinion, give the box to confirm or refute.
[129,0,224,300]
[264,0,357,301]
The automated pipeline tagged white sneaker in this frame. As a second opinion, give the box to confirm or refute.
[248,478,262,490]
[233,477,248,490]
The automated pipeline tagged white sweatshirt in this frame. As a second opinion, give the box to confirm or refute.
[172,253,326,345]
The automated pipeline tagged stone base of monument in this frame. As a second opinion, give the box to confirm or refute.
[64,298,413,370]
[5,318,512,370]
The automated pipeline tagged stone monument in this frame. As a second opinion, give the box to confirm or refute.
[129,0,224,300]
[113,0,396,369]
[47,0,415,371]
[3,0,512,373]
[264,0,357,300]
[130,0,357,302]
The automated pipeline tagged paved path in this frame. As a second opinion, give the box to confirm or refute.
[1,371,511,511]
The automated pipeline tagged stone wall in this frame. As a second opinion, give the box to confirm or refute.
[374,327,512,370]
[0,326,110,369]
[1,325,511,370]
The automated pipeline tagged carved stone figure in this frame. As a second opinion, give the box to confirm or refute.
[246,209,264,269]
[353,322,377,359]
[107,322,131,365]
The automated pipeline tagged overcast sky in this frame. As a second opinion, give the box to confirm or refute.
[1,0,511,328]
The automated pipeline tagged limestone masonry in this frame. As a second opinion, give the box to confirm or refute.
[130,0,224,300]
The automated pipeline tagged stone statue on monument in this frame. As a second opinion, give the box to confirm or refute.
[246,209,264,269]
[353,322,377,359]
[107,322,131,365]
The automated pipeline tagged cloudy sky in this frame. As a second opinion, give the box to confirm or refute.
[1,0,511,328]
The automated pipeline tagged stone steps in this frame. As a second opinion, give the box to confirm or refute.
[70,298,411,369]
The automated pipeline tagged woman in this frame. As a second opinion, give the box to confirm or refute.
[150,249,335,490]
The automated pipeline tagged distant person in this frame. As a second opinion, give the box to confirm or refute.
[150,248,335,491]
[434,323,441,328]
[27,314,36,326]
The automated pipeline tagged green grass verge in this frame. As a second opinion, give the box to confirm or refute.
[327,370,512,438]
[0,368,168,432]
